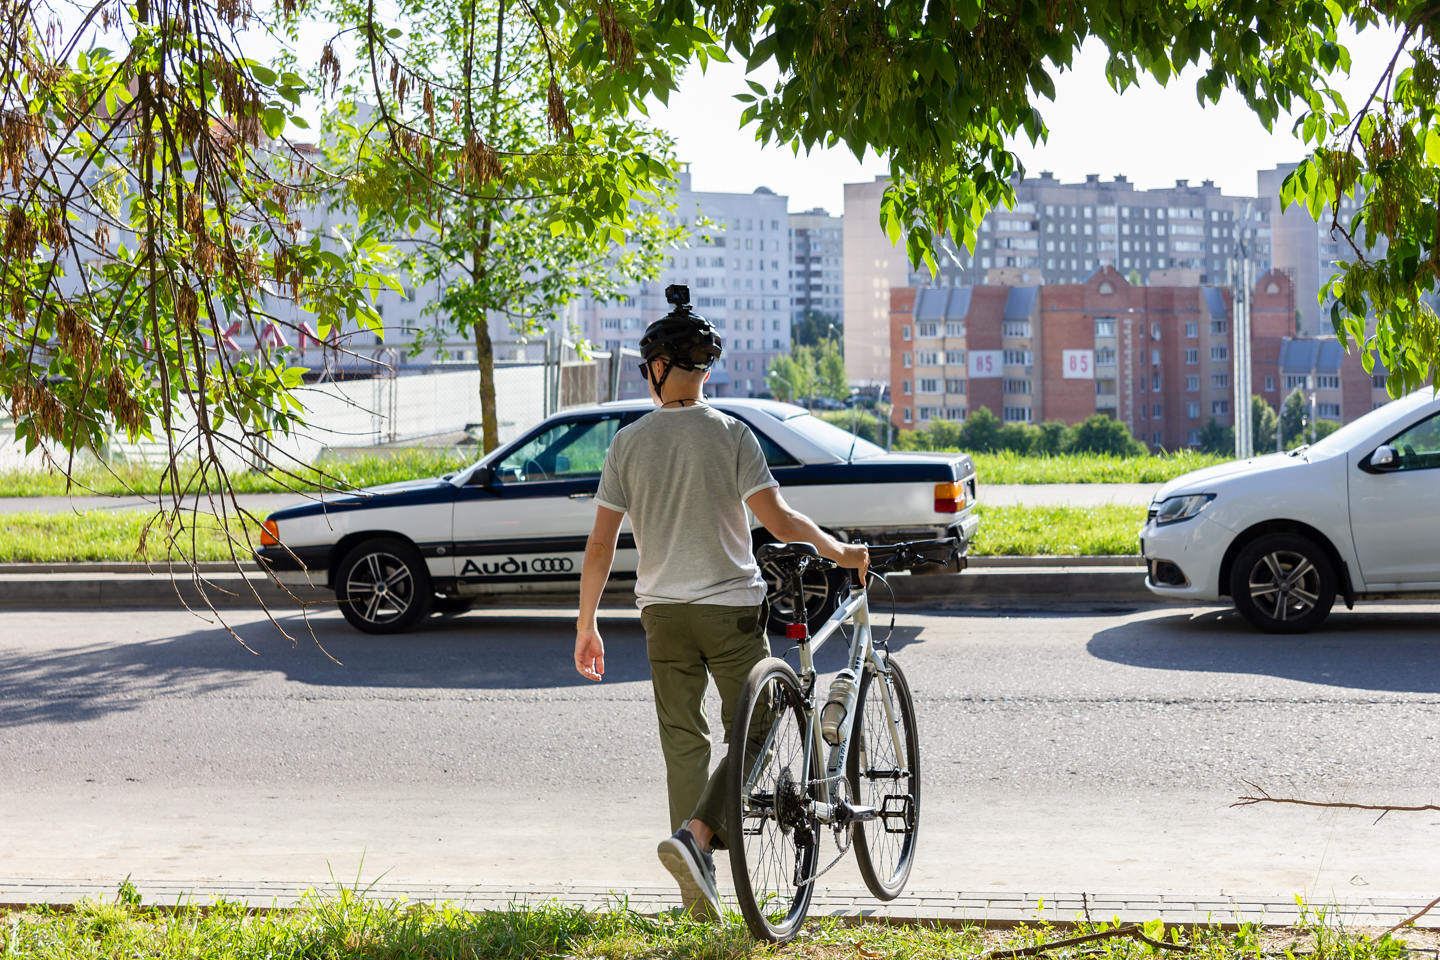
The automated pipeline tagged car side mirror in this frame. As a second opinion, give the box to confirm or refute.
[1368,444,1399,471]
[467,465,493,486]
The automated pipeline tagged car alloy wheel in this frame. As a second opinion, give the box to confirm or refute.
[337,537,433,634]
[1247,550,1322,622]
[1229,532,1336,634]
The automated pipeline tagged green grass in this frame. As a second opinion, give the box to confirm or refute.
[971,450,1230,485]
[0,505,1145,562]
[0,449,477,498]
[0,449,1228,497]
[0,884,1421,960]
[0,511,249,563]
[970,504,1146,556]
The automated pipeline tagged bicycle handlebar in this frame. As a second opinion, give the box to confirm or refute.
[756,536,960,579]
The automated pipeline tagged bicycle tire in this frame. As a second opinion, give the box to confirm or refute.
[727,657,821,943]
[847,656,920,900]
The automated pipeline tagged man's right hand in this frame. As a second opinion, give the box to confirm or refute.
[575,627,605,682]
[841,543,870,586]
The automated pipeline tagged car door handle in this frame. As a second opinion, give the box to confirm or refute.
[569,491,594,500]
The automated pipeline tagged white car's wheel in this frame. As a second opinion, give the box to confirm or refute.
[1229,533,1336,634]
[336,537,433,634]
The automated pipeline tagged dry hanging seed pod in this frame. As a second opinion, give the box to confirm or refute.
[546,81,572,138]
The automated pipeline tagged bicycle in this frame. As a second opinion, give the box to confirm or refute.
[727,537,959,942]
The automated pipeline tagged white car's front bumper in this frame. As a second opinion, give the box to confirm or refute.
[1139,513,1233,600]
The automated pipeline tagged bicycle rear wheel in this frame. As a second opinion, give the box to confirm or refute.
[727,657,820,943]
[847,656,920,900]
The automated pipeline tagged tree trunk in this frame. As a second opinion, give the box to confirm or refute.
[472,247,499,453]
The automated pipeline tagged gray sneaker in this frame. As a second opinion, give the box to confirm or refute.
[656,827,721,920]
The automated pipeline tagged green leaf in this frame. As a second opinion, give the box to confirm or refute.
[1425,127,1440,166]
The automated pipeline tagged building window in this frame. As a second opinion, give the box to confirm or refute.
[945,378,967,394]
[1187,402,1200,418]
[1211,318,1228,334]
[945,321,965,337]
[1003,379,1031,394]
[944,349,966,365]
[903,352,912,368]
[902,379,912,395]
[917,322,939,337]
[918,406,939,421]
[919,378,940,394]
[1317,374,1340,390]
[1094,317,1116,337]
[903,407,913,423]
[1151,349,1161,364]
[1212,399,1231,415]
[1285,374,1308,390]
[1002,320,1031,338]
[1188,429,1201,446]
[945,406,968,420]
[1265,375,1276,391]
[1003,406,1033,423]
[1003,349,1032,366]
[1211,345,1228,361]
[1152,372,1161,391]
[1097,347,1116,364]
[1153,403,1162,418]
[1151,322,1161,340]
[917,350,940,365]
[1185,348,1199,364]
[1212,373,1229,388]
[901,325,911,341]
[1318,402,1341,418]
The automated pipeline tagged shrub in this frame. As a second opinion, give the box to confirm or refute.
[1068,414,1146,456]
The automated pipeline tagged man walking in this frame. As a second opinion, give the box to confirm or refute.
[573,285,868,918]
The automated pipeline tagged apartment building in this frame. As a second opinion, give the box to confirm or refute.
[789,208,844,326]
[848,171,1274,389]
[890,267,1302,450]
[578,169,794,399]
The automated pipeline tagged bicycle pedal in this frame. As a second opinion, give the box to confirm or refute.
[880,794,916,834]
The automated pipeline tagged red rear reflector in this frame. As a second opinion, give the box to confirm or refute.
[259,520,279,546]
[785,623,809,640]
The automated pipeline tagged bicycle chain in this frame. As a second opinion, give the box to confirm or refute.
[793,774,855,889]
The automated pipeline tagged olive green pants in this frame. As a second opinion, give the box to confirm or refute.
[641,602,770,850]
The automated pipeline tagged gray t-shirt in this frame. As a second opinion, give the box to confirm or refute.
[595,404,778,608]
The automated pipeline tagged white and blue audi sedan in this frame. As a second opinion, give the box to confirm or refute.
[257,398,980,634]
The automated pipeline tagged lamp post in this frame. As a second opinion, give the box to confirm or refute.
[767,370,796,405]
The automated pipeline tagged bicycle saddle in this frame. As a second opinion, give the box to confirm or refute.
[756,541,819,563]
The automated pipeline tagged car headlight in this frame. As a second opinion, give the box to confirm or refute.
[1150,493,1215,526]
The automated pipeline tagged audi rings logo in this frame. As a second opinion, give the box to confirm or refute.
[460,555,575,577]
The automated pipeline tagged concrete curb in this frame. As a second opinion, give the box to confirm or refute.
[0,878,1434,929]
[0,565,1158,609]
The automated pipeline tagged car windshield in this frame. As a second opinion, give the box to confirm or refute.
[1306,391,1429,457]
[772,411,887,460]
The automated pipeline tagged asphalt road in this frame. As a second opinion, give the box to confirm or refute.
[3,601,1439,904]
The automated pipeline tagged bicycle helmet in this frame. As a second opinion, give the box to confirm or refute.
[639,284,723,399]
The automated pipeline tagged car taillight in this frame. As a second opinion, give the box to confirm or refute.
[259,520,279,546]
[934,481,966,513]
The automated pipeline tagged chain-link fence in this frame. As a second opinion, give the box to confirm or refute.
[0,339,648,473]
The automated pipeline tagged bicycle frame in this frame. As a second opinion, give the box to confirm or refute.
[743,583,909,826]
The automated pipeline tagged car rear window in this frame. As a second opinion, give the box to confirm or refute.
[773,412,886,461]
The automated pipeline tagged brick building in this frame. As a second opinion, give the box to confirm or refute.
[890,267,1312,450]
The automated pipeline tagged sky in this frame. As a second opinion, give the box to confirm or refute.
[648,26,1409,215]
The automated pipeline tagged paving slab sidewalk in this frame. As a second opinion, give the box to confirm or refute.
[1,878,1435,929]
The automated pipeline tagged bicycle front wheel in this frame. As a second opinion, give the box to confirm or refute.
[727,657,820,943]
[847,656,920,900]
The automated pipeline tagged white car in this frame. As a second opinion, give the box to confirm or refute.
[1140,388,1440,632]
[258,398,980,634]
